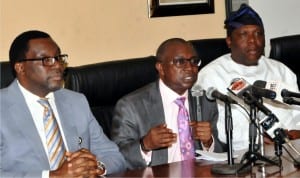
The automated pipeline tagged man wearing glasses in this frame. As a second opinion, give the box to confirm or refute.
[0,30,126,177]
[111,38,225,170]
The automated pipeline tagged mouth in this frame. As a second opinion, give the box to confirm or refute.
[183,75,196,82]
[247,48,258,54]
[247,47,261,56]
[184,75,192,79]
[49,73,64,82]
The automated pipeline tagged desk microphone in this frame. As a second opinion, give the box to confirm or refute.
[281,89,300,98]
[227,78,276,100]
[253,80,300,102]
[206,87,237,104]
[191,85,204,122]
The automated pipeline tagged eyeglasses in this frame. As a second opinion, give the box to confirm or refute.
[163,57,201,68]
[18,54,68,66]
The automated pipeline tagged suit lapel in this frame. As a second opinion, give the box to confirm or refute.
[147,81,168,165]
[8,81,49,166]
[147,82,165,126]
[54,91,78,152]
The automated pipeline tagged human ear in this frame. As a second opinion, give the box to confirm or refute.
[226,37,232,49]
[14,62,25,75]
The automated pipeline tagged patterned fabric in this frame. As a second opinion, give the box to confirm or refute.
[174,97,194,160]
[38,98,65,170]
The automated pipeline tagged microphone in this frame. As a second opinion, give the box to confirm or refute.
[242,91,272,116]
[241,90,289,141]
[283,97,300,105]
[206,87,237,104]
[227,78,276,100]
[281,89,300,98]
[191,85,204,121]
[253,80,300,103]
[252,83,276,99]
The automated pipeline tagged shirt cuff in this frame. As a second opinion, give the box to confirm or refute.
[42,170,49,178]
[140,145,152,165]
[201,136,215,152]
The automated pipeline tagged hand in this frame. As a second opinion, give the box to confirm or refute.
[286,130,300,140]
[142,124,177,151]
[190,121,213,148]
[50,148,103,178]
[263,133,274,144]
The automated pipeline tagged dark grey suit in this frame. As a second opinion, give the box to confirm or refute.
[111,81,226,170]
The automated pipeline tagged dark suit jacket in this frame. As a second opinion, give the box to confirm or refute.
[111,81,226,170]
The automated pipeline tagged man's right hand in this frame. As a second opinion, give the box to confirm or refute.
[142,124,177,151]
[50,148,102,178]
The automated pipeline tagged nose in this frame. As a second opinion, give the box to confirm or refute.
[247,34,255,43]
[183,60,196,71]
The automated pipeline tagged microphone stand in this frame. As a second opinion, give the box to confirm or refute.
[211,100,246,175]
[225,102,234,165]
[238,97,279,173]
[256,98,266,158]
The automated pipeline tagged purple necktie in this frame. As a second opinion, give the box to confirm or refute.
[174,97,194,160]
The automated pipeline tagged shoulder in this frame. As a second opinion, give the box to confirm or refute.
[118,82,158,102]
[54,88,87,103]
[198,54,231,78]
[0,80,21,103]
[56,88,84,96]
[262,56,296,75]
[196,54,232,90]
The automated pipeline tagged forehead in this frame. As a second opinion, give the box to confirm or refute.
[233,24,263,33]
[26,38,59,56]
[163,42,196,57]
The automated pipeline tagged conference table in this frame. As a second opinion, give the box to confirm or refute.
[108,140,300,177]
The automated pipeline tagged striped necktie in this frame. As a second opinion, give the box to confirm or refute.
[38,98,65,170]
[174,97,194,160]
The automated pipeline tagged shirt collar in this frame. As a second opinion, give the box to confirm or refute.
[17,79,55,103]
[159,79,188,105]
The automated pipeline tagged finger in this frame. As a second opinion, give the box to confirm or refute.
[196,121,210,127]
[155,123,167,129]
[70,157,98,171]
[159,134,177,145]
[66,150,83,161]
[189,121,196,127]
[193,126,211,136]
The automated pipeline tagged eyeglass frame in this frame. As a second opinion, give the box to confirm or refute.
[17,54,68,66]
[158,56,201,68]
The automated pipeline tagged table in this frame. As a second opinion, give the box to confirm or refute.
[108,140,300,177]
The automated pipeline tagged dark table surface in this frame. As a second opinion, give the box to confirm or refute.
[108,140,300,177]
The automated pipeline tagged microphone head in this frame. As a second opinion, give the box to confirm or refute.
[227,78,251,98]
[283,97,293,104]
[281,89,290,97]
[191,85,204,97]
[253,80,267,88]
[205,87,216,100]
[252,86,276,99]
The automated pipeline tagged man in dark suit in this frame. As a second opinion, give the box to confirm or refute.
[111,38,226,170]
[0,30,126,177]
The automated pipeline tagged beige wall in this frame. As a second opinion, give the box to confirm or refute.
[0,0,226,66]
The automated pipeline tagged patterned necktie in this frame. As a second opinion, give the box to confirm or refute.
[174,97,194,160]
[38,98,65,170]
